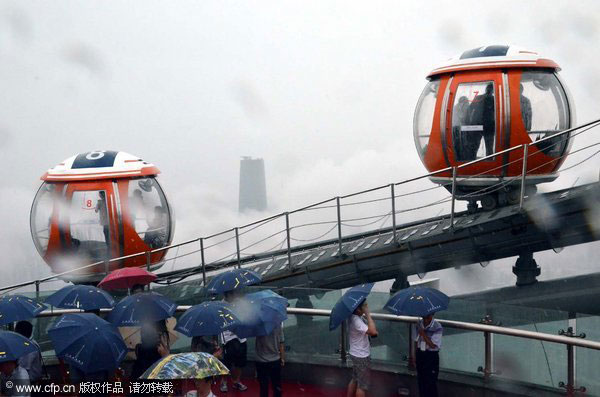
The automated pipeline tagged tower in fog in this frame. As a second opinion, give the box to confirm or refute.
[238,156,267,213]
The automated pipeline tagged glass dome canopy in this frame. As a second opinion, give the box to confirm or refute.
[30,151,174,281]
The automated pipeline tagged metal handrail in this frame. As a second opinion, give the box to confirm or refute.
[34,306,600,351]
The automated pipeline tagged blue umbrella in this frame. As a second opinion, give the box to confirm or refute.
[206,269,262,294]
[175,301,240,337]
[108,292,176,326]
[231,290,288,338]
[48,313,127,374]
[0,295,46,326]
[45,285,115,311]
[384,286,449,317]
[329,283,374,331]
[0,331,39,363]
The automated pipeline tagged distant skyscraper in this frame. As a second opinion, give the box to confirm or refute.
[238,156,267,212]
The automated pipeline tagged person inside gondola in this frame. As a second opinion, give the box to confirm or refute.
[520,83,532,132]
[467,83,495,159]
[144,206,168,249]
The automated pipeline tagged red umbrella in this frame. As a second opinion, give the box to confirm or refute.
[98,267,157,290]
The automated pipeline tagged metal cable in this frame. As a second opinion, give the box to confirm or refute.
[290,223,338,242]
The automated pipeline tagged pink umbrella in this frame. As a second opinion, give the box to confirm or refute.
[98,267,157,290]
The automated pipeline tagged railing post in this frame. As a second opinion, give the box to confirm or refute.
[519,144,529,210]
[104,260,109,275]
[146,251,151,271]
[391,184,397,243]
[567,344,575,397]
[408,323,416,371]
[340,320,348,365]
[450,167,457,230]
[483,331,492,382]
[200,238,206,286]
[336,197,343,256]
[235,227,241,269]
[285,213,292,271]
[35,280,40,300]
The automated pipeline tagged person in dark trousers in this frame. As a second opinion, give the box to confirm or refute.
[413,313,443,397]
[255,324,285,397]
[131,319,170,379]
[347,300,377,397]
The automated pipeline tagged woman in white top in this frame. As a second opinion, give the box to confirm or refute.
[347,300,377,397]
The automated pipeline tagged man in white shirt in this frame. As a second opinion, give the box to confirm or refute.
[412,313,443,397]
[347,300,377,397]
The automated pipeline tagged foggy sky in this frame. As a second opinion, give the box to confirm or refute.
[0,1,599,292]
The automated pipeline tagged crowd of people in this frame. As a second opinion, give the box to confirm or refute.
[0,284,444,397]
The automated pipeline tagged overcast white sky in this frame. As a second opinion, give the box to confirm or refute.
[0,1,598,292]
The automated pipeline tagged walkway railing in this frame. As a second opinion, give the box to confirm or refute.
[34,306,598,396]
[4,118,600,295]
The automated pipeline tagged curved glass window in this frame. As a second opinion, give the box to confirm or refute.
[520,71,570,156]
[452,82,496,161]
[128,177,172,249]
[413,79,440,158]
[30,182,56,256]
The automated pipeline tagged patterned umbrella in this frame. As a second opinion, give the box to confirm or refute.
[0,295,46,326]
[384,286,449,317]
[140,352,229,380]
[175,301,239,337]
[108,292,176,326]
[45,285,114,311]
[206,269,261,294]
[0,331,40,363]
[329,283,374,331]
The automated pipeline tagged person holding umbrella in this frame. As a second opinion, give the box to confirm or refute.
[384,286,449,397]
[0,331,39,396]
[329,283,377,397]
[220,290,248,392]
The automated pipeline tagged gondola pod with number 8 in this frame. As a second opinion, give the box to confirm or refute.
[30,151,175,283]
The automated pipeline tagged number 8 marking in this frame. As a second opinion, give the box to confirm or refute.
[86,151,106,160]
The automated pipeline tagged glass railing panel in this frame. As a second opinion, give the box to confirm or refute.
[493,319,567,390]
[576,314,600,396]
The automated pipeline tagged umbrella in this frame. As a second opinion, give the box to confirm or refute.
[175,301,239,337]
[0,331,39,363]
[206,269,261,294]
[119,317,179,360]
[384,286,449,317]
[48,313,127,374]
[140,352,229,380]
[0,295,46,326]
[108,292,177,326]
[44,285,114,311]
[329,283,374,331]
[98,267,157,291]
[231,290,288,338]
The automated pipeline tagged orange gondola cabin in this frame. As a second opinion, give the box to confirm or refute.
[413,45,575,209]
[30,151,175,282]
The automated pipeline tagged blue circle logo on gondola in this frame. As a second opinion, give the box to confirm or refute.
[72,151,119,169]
